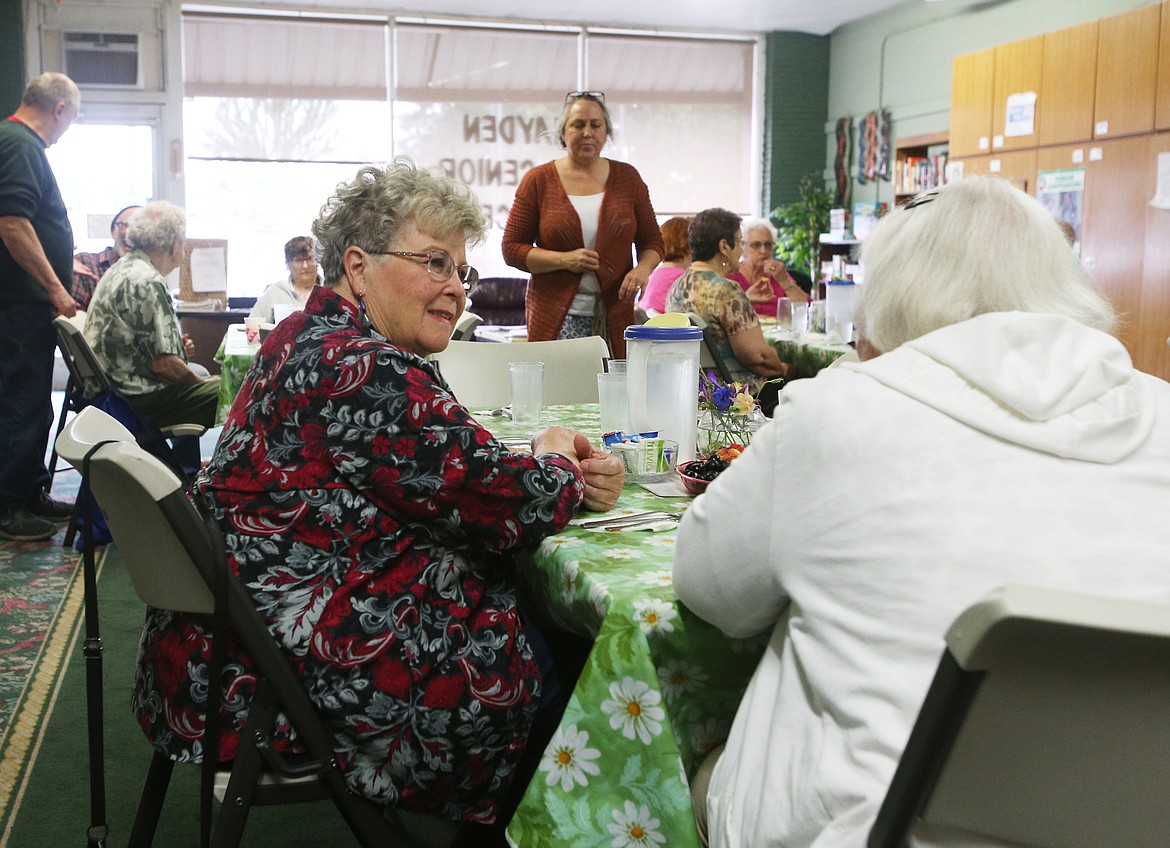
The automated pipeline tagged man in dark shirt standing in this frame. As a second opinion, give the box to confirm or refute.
[0,72,81,541]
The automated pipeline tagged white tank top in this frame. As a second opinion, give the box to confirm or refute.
[567,192,604,315]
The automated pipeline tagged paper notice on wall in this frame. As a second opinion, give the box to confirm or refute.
[1151,152,1170,210]
[1004,91,1037,138]
[190,246,227,292]
[1037,169,1085,251]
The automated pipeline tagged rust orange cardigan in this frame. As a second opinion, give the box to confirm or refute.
[502,160,663,358]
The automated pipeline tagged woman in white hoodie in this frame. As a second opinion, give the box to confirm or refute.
[674,177,1170,848]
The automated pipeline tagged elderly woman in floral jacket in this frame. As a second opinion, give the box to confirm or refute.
[133,158,623,845]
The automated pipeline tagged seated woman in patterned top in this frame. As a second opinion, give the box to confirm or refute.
[133,158,624,847]
[665,208,790,414]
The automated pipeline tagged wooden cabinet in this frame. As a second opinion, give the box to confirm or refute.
[945,6,1170,381]
[894,131,949,203]
[992,35,1043,151]
[1094,3,1161,139]
[1138,131,1170,379]
[1157,1,1170,130]
[950,149,1036,195]
[950,47,996,158]
[1035,136,1167,377]
[1038,20,1098,146]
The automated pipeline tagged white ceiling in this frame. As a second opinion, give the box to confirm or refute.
[231,0,913,37]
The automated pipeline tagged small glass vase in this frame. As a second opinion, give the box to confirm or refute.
[696,409,765,457]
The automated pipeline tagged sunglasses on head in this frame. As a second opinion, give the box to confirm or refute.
[565,90,605,104]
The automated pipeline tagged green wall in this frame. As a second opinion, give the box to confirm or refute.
[0,0,24,113]
[827,0,1153,208]
[763,31,830,213]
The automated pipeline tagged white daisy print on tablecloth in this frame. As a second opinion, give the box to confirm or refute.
[559,560,580,604]
[601,676,665,744]
[691,716,732,757]
[637,569,673,588]
[540,534,583,553]
[607,547,640,560]
[588,581,610,617]
[656,660,709,703]
[632,598,677,635]
[538,723,601,792]
[607,800,666,847]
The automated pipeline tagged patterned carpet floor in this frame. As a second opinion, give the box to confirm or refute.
[0,468,83,746]
[0,420,352,846]
[0,465,93,840]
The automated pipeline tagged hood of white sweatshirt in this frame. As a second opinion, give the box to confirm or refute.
[842,312,1154,463]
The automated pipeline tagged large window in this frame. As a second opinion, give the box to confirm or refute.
[47,123,155,253]
[183,15,390,293]
[182,13,759,294]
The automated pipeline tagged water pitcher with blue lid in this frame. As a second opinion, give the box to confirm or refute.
[624,324,702,463]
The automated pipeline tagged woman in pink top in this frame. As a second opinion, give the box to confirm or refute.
[639,215,691,316]
[728,217,810,317]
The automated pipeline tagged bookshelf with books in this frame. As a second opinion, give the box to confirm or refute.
[894,131,950,203]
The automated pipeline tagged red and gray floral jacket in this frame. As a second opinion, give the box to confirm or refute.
[132,286,584,823]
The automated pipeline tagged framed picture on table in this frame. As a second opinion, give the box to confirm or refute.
[177,238,228,310]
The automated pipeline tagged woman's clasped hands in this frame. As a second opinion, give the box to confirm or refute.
[531,427,625,512]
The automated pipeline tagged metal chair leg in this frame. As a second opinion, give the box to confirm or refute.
[128,751,175,848]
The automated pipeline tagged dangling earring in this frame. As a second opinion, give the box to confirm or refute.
[356,296,374,334]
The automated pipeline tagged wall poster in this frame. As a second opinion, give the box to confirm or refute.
[1036,168,1085,253]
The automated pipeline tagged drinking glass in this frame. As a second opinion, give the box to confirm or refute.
[789,301,809,334]
[508,362,544,425]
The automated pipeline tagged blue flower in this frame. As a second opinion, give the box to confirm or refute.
[711,385,734,411]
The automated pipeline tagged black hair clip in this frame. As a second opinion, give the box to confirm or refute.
[902,189,940,210]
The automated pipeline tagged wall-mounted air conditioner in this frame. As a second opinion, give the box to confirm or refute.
[63,32,142,88]
[36,2,164,93]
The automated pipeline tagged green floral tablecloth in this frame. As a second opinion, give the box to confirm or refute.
[766,330,851,380]
[214,332,253,425]
[485,406,766,848]
[207,354,766,845]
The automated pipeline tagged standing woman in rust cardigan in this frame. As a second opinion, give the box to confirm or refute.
[502,91,664,358]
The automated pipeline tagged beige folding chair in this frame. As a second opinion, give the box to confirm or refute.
[685,313,734,383]
[450,309,483,341]
[431,336,611,408]
[55,407,449,848]
[51,315,205,474]
[868,584,1170,848]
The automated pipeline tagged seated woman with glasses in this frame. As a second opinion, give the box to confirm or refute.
[502,90,663,358]
[133,157,624,848]
[727,217,810,318]
[247,234,322,323]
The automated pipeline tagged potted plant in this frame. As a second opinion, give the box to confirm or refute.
[769,175,833,281]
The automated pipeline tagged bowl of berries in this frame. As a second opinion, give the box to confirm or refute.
[676,445,744,495]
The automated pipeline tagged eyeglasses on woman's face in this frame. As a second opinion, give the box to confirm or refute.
[747,240,775,252]
[375,249,479,293]
[290,255,317,266]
